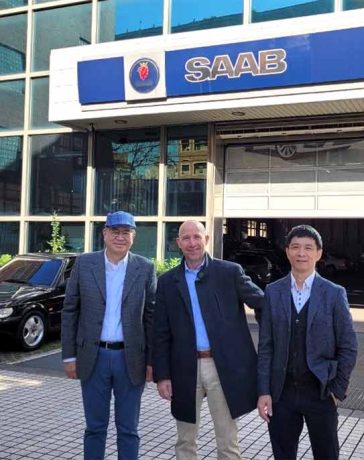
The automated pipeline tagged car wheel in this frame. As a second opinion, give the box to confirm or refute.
[17,311,46,350]
[276,144,297,159]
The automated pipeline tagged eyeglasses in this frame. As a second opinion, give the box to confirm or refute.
[108,228,133,238]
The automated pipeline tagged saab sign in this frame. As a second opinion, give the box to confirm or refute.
[77,27,364,105]
[184,49,287,82]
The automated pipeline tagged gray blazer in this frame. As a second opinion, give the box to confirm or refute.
[257,273,357,402]
[61,251,156,385]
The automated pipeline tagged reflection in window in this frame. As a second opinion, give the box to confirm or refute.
[31,77,59,129]
[171,0,242,33]
[343,0,364,10]
[0,0,27,9]
[93,221,157,258]
[32,4,91,71]
[0,80,25,131]
[0,222,19,254]
[95,130,160,216]
[165,222,181,259]
[30,133,87,215]
[28,222,85,252]
[0,136,22,214]
[0,13,26,75]
[251,0,333,23]
[98,0,163,42]
[166,125,208,216]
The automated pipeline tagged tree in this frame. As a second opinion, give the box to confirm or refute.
[47,212,66,253]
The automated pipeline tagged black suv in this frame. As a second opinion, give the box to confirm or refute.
[0,253,77,350]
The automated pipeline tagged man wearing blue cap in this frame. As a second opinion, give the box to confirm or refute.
[62,211,156,460]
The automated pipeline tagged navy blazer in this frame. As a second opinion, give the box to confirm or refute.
[257,273,357,402]
[153,255,264,423]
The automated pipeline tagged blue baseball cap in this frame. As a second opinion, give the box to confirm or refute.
[105,211,136,229]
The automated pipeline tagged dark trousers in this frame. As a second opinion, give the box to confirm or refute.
[81,348,144,460]
[269,380,339,460]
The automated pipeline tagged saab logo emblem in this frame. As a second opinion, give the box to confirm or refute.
[130,58,160,93]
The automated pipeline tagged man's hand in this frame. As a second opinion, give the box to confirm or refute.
[64,361,77,379]
[157,379,173,401]
[330,392,339,406]
[257,395,272,422]
[146,365,153,382]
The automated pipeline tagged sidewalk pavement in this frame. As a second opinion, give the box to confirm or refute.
[0,311,363,459]
[0,368,362,460]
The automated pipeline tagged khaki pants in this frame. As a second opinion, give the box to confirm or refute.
[176,358,240,460]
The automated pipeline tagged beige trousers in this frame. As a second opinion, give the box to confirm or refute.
[175,358,240,460]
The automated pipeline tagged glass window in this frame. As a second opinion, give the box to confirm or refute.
[343,0,364,10]
[165,222,181,259]
[93,221,157,258]
[0,222,19,254]
[0,13,26,75]
[251,0,334,23]
[0,0,27,12]
[0,257,63,286]
[30,77,60,129]
[95,129,160,216]
[30,133,87,215]
[98,0,163,42]
[171,0,242,33]
[166,125,208,216]
[32,4,92,71]
[0,136,22,214]
[0,79,25,131]
[28,222,85,252]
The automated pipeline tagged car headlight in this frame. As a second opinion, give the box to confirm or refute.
[0,307,14,319]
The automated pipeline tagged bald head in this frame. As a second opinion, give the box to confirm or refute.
[178,220,206,237]
[177,220,209,269]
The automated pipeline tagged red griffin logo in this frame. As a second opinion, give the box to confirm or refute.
[137,62,149,80]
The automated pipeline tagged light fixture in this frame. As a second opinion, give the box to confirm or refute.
[114,119,128,125]
[231,111,246,117]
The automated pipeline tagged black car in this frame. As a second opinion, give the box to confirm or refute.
[227,249,288,288]
[0,253,77,350]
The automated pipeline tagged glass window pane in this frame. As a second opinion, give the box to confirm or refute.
[343,0,364,10]
[95,129,160,216]
[251,0,334,23]
[0,13,26,75]
[0,80,25,131]
[93,221,157,258]
[0,0,27,12]
[30,77,60,129]
[166,125,207,216]
[98,0,163,42]
[171,0,242,33]
[32,4,92,71]
[0,136,22,214]
[0,222,19,254]
[30,133,87,215]
[165,222,181,259]
[28,222,85,252]
[318,138,364,167]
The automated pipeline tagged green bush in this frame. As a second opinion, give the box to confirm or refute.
[151,257,181,277]
[0,254,13,267]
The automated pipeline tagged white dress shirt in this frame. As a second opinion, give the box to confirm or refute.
[290,271,315,313]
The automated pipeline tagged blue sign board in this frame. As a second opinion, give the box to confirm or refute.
[77,27,364,105]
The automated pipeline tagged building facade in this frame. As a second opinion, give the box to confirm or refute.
[1,0,364,263]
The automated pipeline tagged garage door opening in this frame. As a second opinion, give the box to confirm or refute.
[223,218,364,307]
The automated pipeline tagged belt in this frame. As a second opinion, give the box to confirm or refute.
[99,341,124,350]
[197,350,212,359]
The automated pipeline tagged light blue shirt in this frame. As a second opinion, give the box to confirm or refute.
[100,251,128,341]
[290,271,315,313]
[184,262,210,351]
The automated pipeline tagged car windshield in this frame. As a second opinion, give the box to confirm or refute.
[0,258,63,287]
